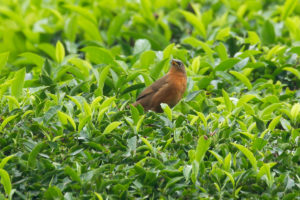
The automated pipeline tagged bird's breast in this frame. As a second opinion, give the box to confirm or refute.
[168,73,187,102]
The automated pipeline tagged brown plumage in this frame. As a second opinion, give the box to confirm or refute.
[133,59,187,112]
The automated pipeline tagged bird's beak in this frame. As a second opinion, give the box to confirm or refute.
[171,60,177,66]
[171,59,182,67]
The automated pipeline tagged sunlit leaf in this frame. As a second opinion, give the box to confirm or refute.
[222,89,232,112]
[57,111,77,130]
[0,169,11,196]
[55,41,65,63]
[229,70,252,90]
[103,122,122,135]
[180,10,206,38]
[231,143,257,171]
[161,103,172,121]
[0,114,18,132]
[28,142,46,169]
[283,67,300,79]
[0,155,15,169]
[281,0,298,20]
[11,68,25,98]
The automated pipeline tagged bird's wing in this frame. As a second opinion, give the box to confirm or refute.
[136,75,168,101]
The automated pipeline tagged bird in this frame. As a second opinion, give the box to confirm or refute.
[133,59,187,112]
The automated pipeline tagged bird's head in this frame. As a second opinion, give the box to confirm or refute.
[171,59,185,72]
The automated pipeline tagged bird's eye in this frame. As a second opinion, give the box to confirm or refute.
[171,59,184,69]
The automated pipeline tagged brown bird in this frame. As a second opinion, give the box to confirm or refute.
[133,59,187,112]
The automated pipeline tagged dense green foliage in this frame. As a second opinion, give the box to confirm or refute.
[0,0,300,199]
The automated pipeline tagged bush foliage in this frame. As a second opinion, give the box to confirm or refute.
[0,0,299,199]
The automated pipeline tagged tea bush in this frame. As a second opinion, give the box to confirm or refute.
[0,0,299,199]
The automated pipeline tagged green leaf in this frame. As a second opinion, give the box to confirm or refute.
[223,153,231,171]
[78,116,91,131]
[82,47,117,66]
[140,0,155,22]
[185,90,201,102]
[97,65,111,96]
[281,118,292,131]
[231,143,257,171]
[67,95,82,111]
[182,37,213,61]
[161,103,172,121]
[215,27,230,41]
[259,103,281,120]
[196,112,207,128]
[261,20,275,45]
[68,57,92,78]
[281,0,298,20]
[28,142,46,169]
[55,41,65,63]
[240,132,255,140]
[0,52,9,72]
[237,94,257,107]
[191,160,199,184]
[150,58,169,80]
[221,169,235,187]
[253,138,267,150]
[180,10,206,38]
[130,105,140,125]
[91,96,103,110]
[77,16,103,42]
[44,186,63,200]
[291,103,300,122]
[290,46,300,56]
[283,67,300,79]
[38,43,56,60]
[103,122,122,135]
[97,108,108,125]
[268,115,282,131]
[99,96,116,110]
[11,68,26,98]
[64,166,81,183]
[195,136,211,163]
[215,43,228,61]
[257,163,276,188]
[191,56,200,73]
[107,12,131,45]
[0,155,15,169]
[64,4,97,23]
[163,43,175,59]
[229,70,252,90]
[0,169,12,196]
[215,58,239,71]
[42,59,52,77]
[133,39,151,55]
[19,52,45,68]
[0,114,18,132]
[64,15,77,42]
[246,31,261,45]
[140,50,156,67]
[165,176,184,189]
[136,115,145,132]
[84,101,92,117]
[140,137,154,152]
[222,89,232,112]
[209,151,223,165]
[94,192,103,200]
[57,111,77,130]
[121,83,145,96]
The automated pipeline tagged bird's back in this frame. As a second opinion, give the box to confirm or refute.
[133,68,187,112]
